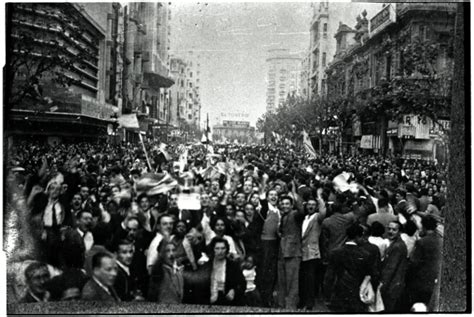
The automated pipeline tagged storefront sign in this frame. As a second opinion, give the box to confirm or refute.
[400,114,431,139]
[360,135,373,149]
[386,128,398,136]
[223,120,250,128]
[370,4,396,36]
[398,125,416,139]
[430,120,451,135]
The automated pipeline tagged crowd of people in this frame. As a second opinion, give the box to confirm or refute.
[6,138,446,312]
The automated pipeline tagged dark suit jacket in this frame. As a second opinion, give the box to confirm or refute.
[81,278,120,302]
[320,212,356,263]
[20,291,47,303]
[406,231,442,293]
[199,258,246,305]
[323,243,372,312]
[279,208,305,258]
[242,210,265,260]
[47,268,89,301]
[380,236,408,300]
[148,261,184,304]
[114,263,137,301]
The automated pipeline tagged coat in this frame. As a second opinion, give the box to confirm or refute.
[148,261,184,304]
[323,242,372,312]
[81,278,120,302]
[380,236,408,310]
[114,263,137,301]
[279,209,305,258]
[301,213,324,261]
[199,258,246,305]
[320,212,356,263]
[406,231,442,294]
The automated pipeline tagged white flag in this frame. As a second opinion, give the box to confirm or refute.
[118,113,139,129]
[302,130,317,159]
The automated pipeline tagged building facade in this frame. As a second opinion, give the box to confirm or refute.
[308,2,381,99]
[6,3,118,144]
[5,2,176,144]
[184,51,202,128]
[324,3,455,161]
[299,52,311,100]
[265,49,302,112]
[212,120,256,144]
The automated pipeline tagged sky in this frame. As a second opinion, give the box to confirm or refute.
[169,2,382,128]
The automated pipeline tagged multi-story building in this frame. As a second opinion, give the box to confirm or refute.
[5,3,118,144]
[5,2,176,144]
[308,2,380,99]
[299,52,311,100]
[184,51,202,128]
[265,49,302,112]
[324,3,456,161]
[124,2,174,141]
[169,57,188,128]
[212,120,256,144]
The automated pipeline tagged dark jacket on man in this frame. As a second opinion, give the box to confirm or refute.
[323,242,372,312]
[81,278,120,302]
[380,236,408,312]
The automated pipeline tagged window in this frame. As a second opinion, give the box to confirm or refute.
[189,93,193,99]
[188,114,192,120]
[323,23,328,38]
[322,52,326,67]
[189,82,193,88]
[190,72,193,77]
[188,104,193,109]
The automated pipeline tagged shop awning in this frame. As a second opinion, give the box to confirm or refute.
[143,71,175,90]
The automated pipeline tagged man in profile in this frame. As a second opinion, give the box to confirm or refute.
[82,252,120,302]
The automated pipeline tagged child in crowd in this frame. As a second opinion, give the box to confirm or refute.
[241,255,261,307]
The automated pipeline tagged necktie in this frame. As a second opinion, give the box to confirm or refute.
[52,202,58,227]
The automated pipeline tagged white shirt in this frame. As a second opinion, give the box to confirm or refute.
[77,228,94,252]
[400,233,417,258]
[302,213,317,237]
[146,232,164,270]
[242,268,257,292]
[43,200,63,227]
[368,236,390,259]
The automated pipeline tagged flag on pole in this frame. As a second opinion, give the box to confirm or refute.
[118,113,139,129]
[302,130,317,159]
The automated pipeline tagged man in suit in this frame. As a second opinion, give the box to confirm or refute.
[380,221,408,312]
[299,193,326,310]
[394,189,409,217]
[320,195,356,273]
[406,215,442,308]
[114,239,141,301]
[277,195,305,309]
[76,210,94,252]
[82,252,120,302]
[323,223,373,312]
[20,262,51,303]
[147,214,174,274]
